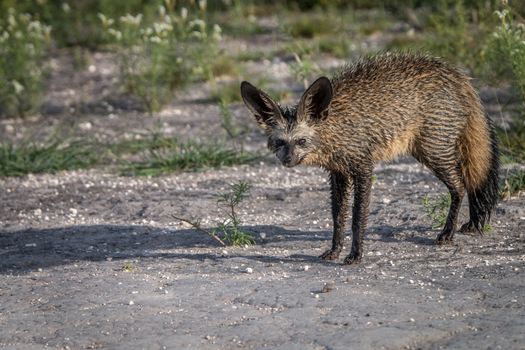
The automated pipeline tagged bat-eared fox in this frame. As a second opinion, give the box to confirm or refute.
[240,53,499,264]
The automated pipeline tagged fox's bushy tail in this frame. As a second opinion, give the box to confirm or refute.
[460,108,499,232]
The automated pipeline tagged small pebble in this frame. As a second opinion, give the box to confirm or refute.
[129,301,134,305]
[246,267,253,274]
[321,282,336,293]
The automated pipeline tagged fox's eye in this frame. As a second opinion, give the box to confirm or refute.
[275,139,286,148]
[296,138,307,146]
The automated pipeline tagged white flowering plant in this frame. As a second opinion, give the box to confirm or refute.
[488,6,525,101]
[0,8,51,117]
[100,1,222,113]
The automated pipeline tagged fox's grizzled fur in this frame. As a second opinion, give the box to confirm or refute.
[241,53,499,264]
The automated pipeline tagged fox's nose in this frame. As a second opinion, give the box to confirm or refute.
[282,155,295,167]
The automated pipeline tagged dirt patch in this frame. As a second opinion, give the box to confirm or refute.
[1,158,524,349]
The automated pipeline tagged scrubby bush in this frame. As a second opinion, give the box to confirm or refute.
[0,8,50,117]
[487,5,525,101]
[484,4,525,163]
[101,2,222,113]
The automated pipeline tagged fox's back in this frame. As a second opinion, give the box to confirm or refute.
[319,53,482,166]
[330,54,473,120]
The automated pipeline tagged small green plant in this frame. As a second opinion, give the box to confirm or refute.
[0,137,99,177]
[215,181,255,246]
[121,262,134,272]
[422,193,451,229]
[219,98,244,141]
[173,180,255,246]
[290,50,321,89]
[501,170,525,199]
[100,3,222,113]
[122,140,256,176]
[422,192,494,233]
[0,8,51,117]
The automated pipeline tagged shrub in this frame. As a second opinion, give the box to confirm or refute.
[487,6,525,101]
[423,0,495,72]
[486,4,525,164]
[0,8,51,117]
[101,3,222,113]
[0,138,98,177]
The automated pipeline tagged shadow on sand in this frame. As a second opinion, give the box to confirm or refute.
[0,224,334,274]
[0,223,439,274]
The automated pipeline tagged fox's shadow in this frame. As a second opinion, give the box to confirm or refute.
[0,223,439,274]
[0,224,334,274]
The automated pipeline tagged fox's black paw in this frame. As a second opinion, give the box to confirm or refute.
[436,230,454,245]
[459,221,482,235]
[319,248,341,261]
[343,253,361,265]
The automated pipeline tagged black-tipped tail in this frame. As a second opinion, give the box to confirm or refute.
[462,129,500,233]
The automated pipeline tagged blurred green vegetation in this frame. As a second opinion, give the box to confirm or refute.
[0,132,257,177]
[0,137,99,176]
[0,0,524,175]
[0,9,50,116]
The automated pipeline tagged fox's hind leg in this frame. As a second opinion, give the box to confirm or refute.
[414,144,465,244]
[436,185,464,244]
[428,161,465,244]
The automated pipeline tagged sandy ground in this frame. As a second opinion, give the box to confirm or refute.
[1,29,524,350]
[1,157,524,349]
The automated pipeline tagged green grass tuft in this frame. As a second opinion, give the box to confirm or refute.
[122,141,257,176]
[0,138,98,177]
[422,193,451,229]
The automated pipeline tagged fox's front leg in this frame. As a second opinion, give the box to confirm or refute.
[344,172,372,265]
[320,171,352,260]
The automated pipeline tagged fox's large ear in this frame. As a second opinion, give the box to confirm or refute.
[297,77,332,122]
[240,81,283,130]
